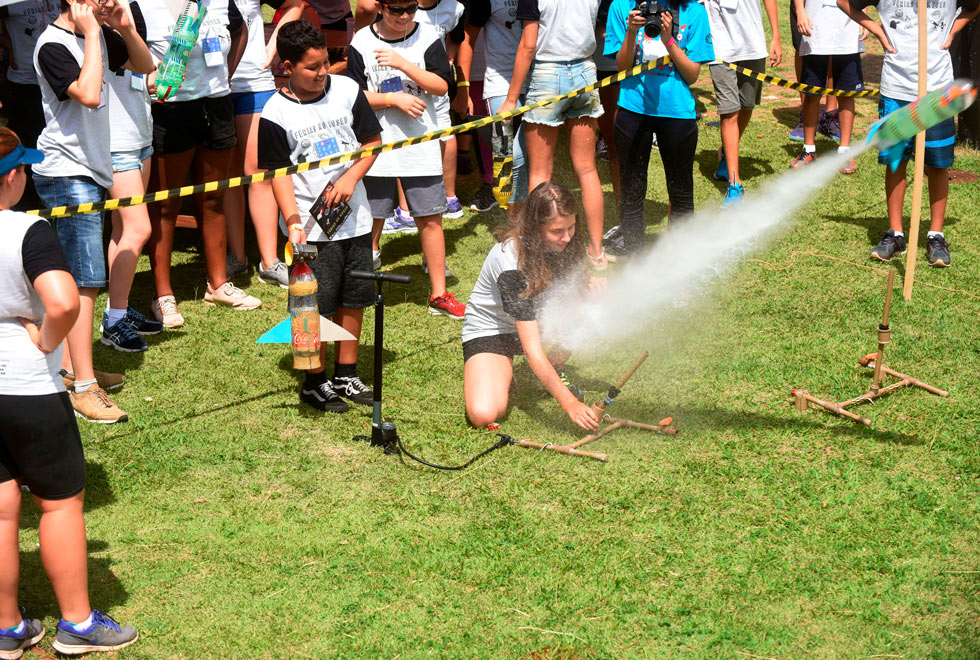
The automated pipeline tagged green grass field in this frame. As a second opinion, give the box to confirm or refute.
[14,25,980,660]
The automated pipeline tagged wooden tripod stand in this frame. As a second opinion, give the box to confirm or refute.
[791,270,949,426]
[516,351,678,461]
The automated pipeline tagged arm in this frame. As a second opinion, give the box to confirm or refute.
[453,24,481,115]
[836,0,895,52]
[0,21,15,71]
[515,319,599,431]
[499,20,537,113]
[374,47,449,96]
[615,10,640,71]
[109,12,154,73]
[943,4,980,49]
[226,1,247,79]
[65,4,106,108]
[323,134,381,207]
[264,0,304,68]
[660,12,700,85]
[354,0,379,31]
[23,270,79,354]
[762,0,782,66]
[795,0,812,36]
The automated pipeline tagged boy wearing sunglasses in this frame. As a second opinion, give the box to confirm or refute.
[347,1,466,319]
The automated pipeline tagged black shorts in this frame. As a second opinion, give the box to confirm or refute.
[321,11,353,32]
[0,392,85,500]
[151,95,237,154]
[309,233,375,317]
[462,333,523,363]
[789,0,801,52]
[801,53,864,95]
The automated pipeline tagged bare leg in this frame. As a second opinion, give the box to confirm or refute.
[885,161,909,233]
[927,166,949,232]
[837,97,855,148]
[802,94,822,146]
[35,492,91,623]
[567,117,604,259]
[0,479,20,627]
[825,67,838,113]
[719,111,740,183]
[415,213,446,297]
[224,114,249,264]
[332,307,364,365]
[524,121,559,193]
[148,148,196,298]
[65,289,97,382]
[194,148,234,288]
[232,112,280,269]
[464,352,514,427]
[442,136,457,199]
[107,162,152,311]
[372,218,383,253]
[597,82,621,206]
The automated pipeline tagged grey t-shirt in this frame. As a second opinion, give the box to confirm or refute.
[463,239,538,342]
[0,0,60,85]
[516,0,599,62]
[466,0,523,98]
[703,0,768,61]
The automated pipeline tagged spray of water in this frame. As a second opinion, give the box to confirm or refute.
[539,147,865,353]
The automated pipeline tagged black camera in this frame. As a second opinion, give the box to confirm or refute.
[636,0,666,38]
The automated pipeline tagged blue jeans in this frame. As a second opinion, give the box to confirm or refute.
[33,174,107,288]
[487,95,529,204]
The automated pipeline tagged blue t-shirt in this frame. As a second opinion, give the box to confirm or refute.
[604,0,714,119]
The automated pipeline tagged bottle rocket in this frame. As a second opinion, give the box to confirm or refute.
[155,0,208,103]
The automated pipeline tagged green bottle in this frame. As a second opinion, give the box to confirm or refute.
[155,0,207,103]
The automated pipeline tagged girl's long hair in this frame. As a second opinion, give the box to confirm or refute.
[502,182,586,299]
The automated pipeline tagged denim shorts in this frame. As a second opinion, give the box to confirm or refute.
[524,59,603,127]
[32,174,107,288]
[229,89,276,115]
[877,96,955,169]
[111,144,154,173]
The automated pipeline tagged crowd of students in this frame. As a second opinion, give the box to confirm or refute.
[0,0,978,655]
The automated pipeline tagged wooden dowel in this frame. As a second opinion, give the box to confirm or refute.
[903,0,928,301]
[590,350,650,416]
[795,390,871,425]
[604,417,679,435]
[567,421,625,449]
[878,365,949,396]
[515,440,608,462]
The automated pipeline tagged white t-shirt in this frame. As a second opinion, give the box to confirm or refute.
[799,0,862,56]
[346,22,452,177]
[867,0,960,101]
[465,0,523,99]
[257,77,383,241]
[229,0,276,93]
[703,0,768,61]
[415,0,464,129]
[143,0,237,101]
[0,0,60,85]
[463,239,536,342]
[515,0,599,62]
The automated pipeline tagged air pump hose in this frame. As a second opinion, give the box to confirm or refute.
[395,434,516,471]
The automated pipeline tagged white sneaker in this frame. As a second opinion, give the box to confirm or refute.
[151,295,185,328]
[373,249,381,270]
[204,281,262,310]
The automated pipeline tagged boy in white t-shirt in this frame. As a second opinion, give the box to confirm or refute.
[790,0,864,173]
[839,0,979,267]
[705,0,782,206]
[347,0,466,319]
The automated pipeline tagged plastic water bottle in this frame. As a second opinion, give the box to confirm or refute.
[155,0,207,103]
[288,260,321,371]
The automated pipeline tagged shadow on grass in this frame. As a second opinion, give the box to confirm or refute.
[696,150,779,191]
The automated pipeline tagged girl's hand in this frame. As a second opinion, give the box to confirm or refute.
[659,11,673,44]
[586,276,607,298]
[146,69,157,95]
[375,48,409,71]
[497,98,518,114]
[566,400,599,432]
[878,30,897,53]
[393,92,427,118]
[627,9,646,32]
[769,37,782,67]
[797,10,813,37]
[18,317,50,354]
[72,2,101,37]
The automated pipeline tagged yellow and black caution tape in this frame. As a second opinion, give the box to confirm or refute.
[719,61,880,98]
[29,56,673,219]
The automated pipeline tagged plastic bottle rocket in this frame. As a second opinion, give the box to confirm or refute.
[155,0,207,103]
[285,243,321,370]
[866,79,977,172]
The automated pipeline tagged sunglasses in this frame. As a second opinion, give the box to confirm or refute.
[381,2,418,16]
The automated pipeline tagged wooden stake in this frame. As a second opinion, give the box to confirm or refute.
[515,439,608,462]
[903,0,928,301]
[872,270,896,392]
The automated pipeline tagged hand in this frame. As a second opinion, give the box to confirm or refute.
[941,34,954,50]
[451,87,472,117]
[324,174,356,207]
[72,2,101,38]
[392,91,427,118]
[797,10,812,37]
[18,317,49,354]
[374,48,409,71]
[286,216,306,244]
[859,26,870,41]
[586,276,607,298]
[659,11,674,44]
[104,0,133,32]
[146,69,157,96]
[7,52,17,71]
[565,400,599,432]
[769,38,782,67]
[879,31,897,53]
[498,98,518,115]
[263,40,278,69]
[626,9,646,32]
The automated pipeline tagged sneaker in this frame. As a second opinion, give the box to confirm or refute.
[300,380,349,413]
[226,252,248,278]
[332,374,374,405]
[381,213,403,235]
[70,387,128,424]
[596,136,609,161]
[422,258,453,277]
[927,234,951,267]
[557,370,584,402]
[818,109,841,142]
[382,207,417,234]
[714,150,729,181]
[395,206,416,228]
[258,260,289,289]
[61,369,125,392]
[870,230,907,261]
[52,610,138,656]
[789,113,805,142]
[372,249,382,271]
[469,182,497,212]
[722,182,744,207]
[602,224,626,254]
[790,148,816,170]
[839,157,858,175]
[100,315,147,353]
[428,292,466,319]
[0,612,44,660]
[204,281,262,310]
[125,306,163,335]
[444,196,464,219]
[151,295,185,328]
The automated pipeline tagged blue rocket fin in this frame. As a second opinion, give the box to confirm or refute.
[866,117,884,144]
[257,317,291,343]
[880,144,905,173]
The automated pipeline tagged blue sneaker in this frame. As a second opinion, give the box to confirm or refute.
[722,182,744,207]
[100,315,147,352]
[789,113,805,142]
[394,207,418,232]
[0,611,44,660]
[125,306,163,335]
[444,196,464,219]
[714,151,729,182]
[53,610,138,656]
[818,109,841,142]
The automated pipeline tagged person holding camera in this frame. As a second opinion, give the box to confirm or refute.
[605,0,714,252]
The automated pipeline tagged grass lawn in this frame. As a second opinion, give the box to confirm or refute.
[15,21,980,660]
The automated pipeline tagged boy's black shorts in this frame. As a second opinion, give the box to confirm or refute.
[309,233,375,318]
[151,96,237,154]
[0,392,86,501]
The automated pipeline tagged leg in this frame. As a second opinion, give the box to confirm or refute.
[35,492,91,623]
[193,148,234,288]
[523,122,559,194]
[719,112,741,184]
[802,94,822,146]
[613,109,654,252]
[825,65,838,113]
[107,163,152,311]
[223,113,251,264]
[926,166,949,233]
[657,117,699,220]
[464,353,514,428]
[442,136,457,199]
[567,117,604,259]
[837,96,855,148]
[332,307,364,365]
[148,148,196,298]
[0,478,20,628]
[65,289,97,383]
[885,161,909,233]
[597,81,621,205]
[415,214,446,297]
[241,112,280,270]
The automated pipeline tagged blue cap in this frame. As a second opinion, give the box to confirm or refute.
[0,142,44,177]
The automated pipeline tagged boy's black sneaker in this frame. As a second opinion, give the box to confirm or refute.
[0,613,44,659]
[125,306,163,335]
[557,370,584,402]
[52,610,138,656]
[870,230,907,261]
[469,182,497,212]
[926,234,951,267]
[100,315,147,353]
[300,381,350,413]
[332,374,374,406]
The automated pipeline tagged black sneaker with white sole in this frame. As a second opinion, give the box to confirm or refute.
[300,381,349,413]
[870,230,907,261]
[332,374,374,405]
[469,182,497,212]
[926,233,951,267]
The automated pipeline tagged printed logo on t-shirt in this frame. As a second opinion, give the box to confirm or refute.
[379,77,404,93]
[315,137,340,157]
